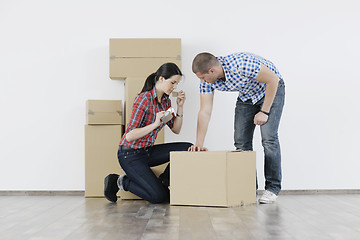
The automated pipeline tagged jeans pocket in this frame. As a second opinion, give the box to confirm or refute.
[276,80,285,97]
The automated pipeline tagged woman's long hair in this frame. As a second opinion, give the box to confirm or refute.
[140,62,182,93]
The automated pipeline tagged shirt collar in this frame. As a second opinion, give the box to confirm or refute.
[216,56,229,82]
[151,87,168,103]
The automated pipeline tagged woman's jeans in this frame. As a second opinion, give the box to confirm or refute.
[117,142,192,204]
[234,79,285,195]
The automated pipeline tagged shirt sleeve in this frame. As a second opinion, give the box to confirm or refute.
[166,117,174,129]
[237,54,261,79]
[199,82,215,94]
[127,95,148,131]
[165,98,174,129]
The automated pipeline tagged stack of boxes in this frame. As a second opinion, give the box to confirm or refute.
[84,100,124,197]
[84,38,182,199]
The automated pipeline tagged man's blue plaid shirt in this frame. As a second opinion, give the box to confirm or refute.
[199,52,283,104]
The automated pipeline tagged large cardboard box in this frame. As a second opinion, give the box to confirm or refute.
[170,151,256,207]
[125,77,164,144]
[86,100,123,125]
[85,125,167,199]
[109,38,181,80]
[85,125,123,197]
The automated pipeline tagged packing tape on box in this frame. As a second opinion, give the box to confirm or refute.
[161,107,175,123]
[88,110,122,115]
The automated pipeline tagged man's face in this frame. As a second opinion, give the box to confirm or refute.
[195,69,217,84]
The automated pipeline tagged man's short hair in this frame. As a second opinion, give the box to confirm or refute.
[192,52,219,74]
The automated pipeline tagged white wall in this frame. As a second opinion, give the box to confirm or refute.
[1,0,359,191]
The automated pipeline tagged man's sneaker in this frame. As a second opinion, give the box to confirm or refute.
[104,174,119,203]
[259,190,278,204]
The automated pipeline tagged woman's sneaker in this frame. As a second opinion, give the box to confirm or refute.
[104,174,119,203]
[259,190,278,204]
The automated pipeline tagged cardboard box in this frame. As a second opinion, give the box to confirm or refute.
[85,125,167,198]
[125,77,164,144]
[109,38,181,79]
[85,125,123,197]
[86,100,123,125]
[170,151,256,207]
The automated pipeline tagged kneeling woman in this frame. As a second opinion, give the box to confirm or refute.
[104,63,192,203]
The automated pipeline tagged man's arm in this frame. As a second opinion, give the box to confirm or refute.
[188,93,214,151]
[253,64,279,125]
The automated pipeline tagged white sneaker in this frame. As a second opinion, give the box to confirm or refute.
[259,190,278,204]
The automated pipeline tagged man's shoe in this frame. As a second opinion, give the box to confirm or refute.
[104,174,119,203]
[259,190,278,204]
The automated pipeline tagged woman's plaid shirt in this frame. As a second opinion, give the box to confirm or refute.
[120,87,174,149]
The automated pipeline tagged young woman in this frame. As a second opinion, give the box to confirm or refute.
[104,63,192,204]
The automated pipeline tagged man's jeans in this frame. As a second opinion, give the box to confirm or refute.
[234,79,285,195]
[118,142,192,203]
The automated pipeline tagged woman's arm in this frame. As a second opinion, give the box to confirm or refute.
[125,111,165,142]
[171,91,185,134]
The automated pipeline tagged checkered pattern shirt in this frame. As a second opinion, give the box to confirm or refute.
[200,52,283,104]
[120,87,174,149]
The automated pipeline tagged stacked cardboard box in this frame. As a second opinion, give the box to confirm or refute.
[84,100,124,197]
[109,38,181,80]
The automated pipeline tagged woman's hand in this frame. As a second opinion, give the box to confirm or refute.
[176,90,186,107]
[154,111,165,127]
[126,111,165,142]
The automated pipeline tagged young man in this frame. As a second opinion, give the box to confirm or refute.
[189,52,285,204]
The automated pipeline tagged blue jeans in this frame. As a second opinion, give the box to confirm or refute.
[234,79,285,195]
[117,142,192,203]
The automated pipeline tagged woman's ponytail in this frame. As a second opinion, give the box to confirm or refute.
[140,72,157,93]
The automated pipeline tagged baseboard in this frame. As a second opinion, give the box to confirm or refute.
[0,191,85,196]
[1,189,359,196]
[258,189,360,195]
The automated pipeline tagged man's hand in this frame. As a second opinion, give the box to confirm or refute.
[254,111,268,125]
[188,145,208,151]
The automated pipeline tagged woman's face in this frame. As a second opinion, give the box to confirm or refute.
[159,75,182,95]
